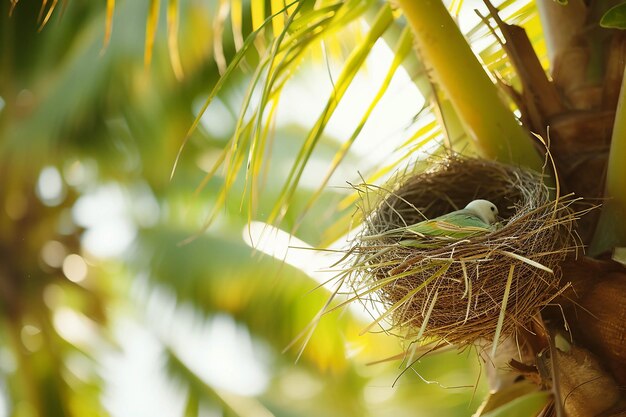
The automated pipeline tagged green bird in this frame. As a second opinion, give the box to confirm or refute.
[372,199,499,244]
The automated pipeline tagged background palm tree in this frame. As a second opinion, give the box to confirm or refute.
[1,0,625,416]
[0,0,489,416]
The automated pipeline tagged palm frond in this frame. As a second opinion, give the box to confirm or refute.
[293,26,414,231]
[264,5,394,227]
[167,0,184,80]
[175,0,385,234]
[103,0,115,51]
[144,0,160,70]
[38,0,59,30]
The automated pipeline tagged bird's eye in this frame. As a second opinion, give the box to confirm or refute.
[490,206,495,211]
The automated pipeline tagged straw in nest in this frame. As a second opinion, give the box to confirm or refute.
[344,156,585,352]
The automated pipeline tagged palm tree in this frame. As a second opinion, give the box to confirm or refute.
[2,0,625,416]
[0,1,485,416]
[165,0,626,415]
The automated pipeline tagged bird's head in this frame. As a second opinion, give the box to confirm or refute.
[464,199,499,225]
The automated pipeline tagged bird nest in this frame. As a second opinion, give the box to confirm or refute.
[347,156,583,348]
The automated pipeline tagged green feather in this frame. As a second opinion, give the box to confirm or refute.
[404,210,492,238]
[384,209,496,247]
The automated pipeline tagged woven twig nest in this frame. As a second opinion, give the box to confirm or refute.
[349,156,582,347]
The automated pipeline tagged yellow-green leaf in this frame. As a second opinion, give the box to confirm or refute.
[103,0,115,51]
[231,0,244,50]
[167,0,184,79]
[600,2,626,29]
[144,0,160,69]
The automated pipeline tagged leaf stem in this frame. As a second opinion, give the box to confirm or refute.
[395,0,543,170]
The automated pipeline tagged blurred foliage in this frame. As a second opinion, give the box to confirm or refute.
[0,0,498,416]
